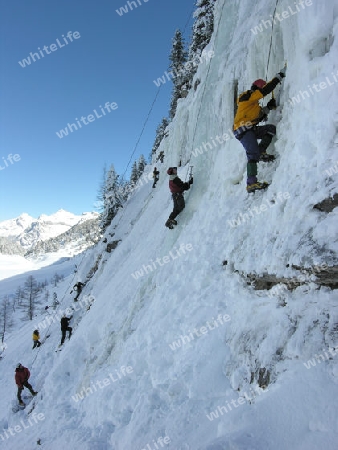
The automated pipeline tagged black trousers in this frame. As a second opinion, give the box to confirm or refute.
[169,193,185,220]
[61,327,72,344]
[17,381,34,401]
[32,340,41,349]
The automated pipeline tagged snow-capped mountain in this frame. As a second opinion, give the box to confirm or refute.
[25,216,101,258]
[0,209,100,253]
[0,212,34,239]
[0,1,337,449]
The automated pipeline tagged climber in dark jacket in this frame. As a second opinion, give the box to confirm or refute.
[15,363,37,406]
[60,315,73,345]
[152,167,160,188]
[73,281,85,301]
[165,167,193,229]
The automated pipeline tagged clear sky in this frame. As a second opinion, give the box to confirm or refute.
[0,0,195,221]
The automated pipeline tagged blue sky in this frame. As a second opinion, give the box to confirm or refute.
[0,0,195,221]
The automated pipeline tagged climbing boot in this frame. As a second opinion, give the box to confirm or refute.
[246,181,269,193]
[260,152,275,162]
[165,219,176,229]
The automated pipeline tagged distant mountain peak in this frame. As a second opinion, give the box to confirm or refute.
[0,210,101,255]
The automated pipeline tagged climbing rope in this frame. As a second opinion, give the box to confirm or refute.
[121,86,162,181]
[182,4,195,36]
[265,0,281,80]
[187,0,226,165]
[121,4,194,180]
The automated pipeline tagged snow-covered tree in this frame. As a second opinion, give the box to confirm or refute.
[169,29,188,118]
[101,164,123,230]
[130,161,139,185]
[118,178,133,203]
[137,154,146,178]
[189,0,215,59]
[152,117,169,158]
[185,0,216,87]
[96,164,107,213]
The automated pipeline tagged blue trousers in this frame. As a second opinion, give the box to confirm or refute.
[239,124,276,162]
[237,124,276,184]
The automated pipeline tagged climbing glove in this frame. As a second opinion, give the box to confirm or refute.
[278,66,287,78]
[267,98,277,110]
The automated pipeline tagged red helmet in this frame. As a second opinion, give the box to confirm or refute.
[167,167,177,175]
[252,79,266,89]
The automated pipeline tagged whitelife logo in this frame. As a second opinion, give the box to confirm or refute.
[18,31,81,68]
[55,101,118,139]
[131,244,193,280]
[0,153,21,171]
[116,0,150,17]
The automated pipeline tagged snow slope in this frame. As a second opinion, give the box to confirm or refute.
[1,0,338,449]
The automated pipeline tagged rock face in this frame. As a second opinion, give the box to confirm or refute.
[106,241,121,253]
[245,265,338,291]
[313,193,338,213]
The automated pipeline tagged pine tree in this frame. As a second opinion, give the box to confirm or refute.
[186,0,216,88]
[169,29,188,118]
[130,161,139,185]
[189,0,215,58]
[118,178,133,203]
[101,164,123,229]
[137,154,146,177]
[96,164,107,213]
[152,118,169,157]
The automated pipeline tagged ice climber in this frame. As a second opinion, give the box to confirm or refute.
[165,167,193,229]
[233,66,287,193]
[73,281,85,301]
[32,329,41,349]
[152,167,160,188]
[15,363,37,406]
[60,314,73,345]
